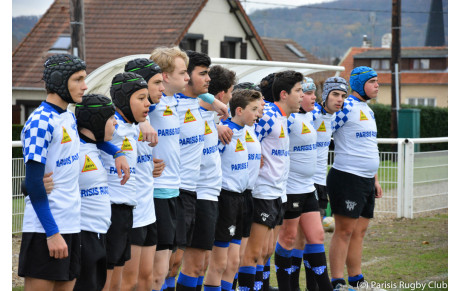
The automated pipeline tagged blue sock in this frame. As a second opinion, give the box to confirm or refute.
[177,272,198,290]
[197,276,204,290]
[221,280,233,291]
[203,286,221,291]
[166,276,176,289]
[238,266,256,290]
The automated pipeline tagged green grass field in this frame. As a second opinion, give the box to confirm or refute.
[12,212,447,290]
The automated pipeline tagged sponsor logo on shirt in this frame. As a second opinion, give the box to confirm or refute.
[317,121,327,132]
[231,162,249,171]
[235,139,245,152]
[245,130,254,142]
[163,106,173,116]
[61,126,72,144]
[279,126,285,138]
[184,109,196,123]
[81,186,109,197]
[82,155,98,172]
[56,153,79,168]
[138,131,143,141]
[360,110,368,121]
[355,131,377,138]
[204,121,213,135]
[301,122,311,134]
[121,137,133,151]
[179,134,205,145]
[158,127,180,136]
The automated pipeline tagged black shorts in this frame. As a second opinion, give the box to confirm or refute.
[18,232,81,281]
[154,197,178,250]
[314,184,329,210]
[252,197,283,229]
[327,167,376,219]
[130,222,158,247]
[284,191,320,220]
[106,204,133,269]
[189,199,219,250]
[215,190,245,242]
[74,231,107,291]
[277,201,287,226]
[176,189,197,248]
[242,189,254,238]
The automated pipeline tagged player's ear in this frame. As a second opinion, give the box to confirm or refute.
[235,106,243,116]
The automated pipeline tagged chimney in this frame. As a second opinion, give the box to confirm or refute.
[362,35,371,48]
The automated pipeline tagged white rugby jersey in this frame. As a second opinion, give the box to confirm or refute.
[311,103,335,186]
[100,112,138,206]
[176,93,205,192]
[252,102,290,200]
[21,102,81,234]
[196,107,222,201]
[286,112,317,194]
[332,95,379,178]
[79,141,111,234]
[134,119,156,227]
[245,125,262,190]
[149,95,181,192]
[219,120,249,193]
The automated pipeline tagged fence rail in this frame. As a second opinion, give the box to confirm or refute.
[11,137,448,234]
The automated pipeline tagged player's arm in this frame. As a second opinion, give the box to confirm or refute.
[25,161,68,259]
[152,158,165,178]
[21,171,54,196]
[96,142,130,185]
[138,120,159,147]
[217,124,233,145]
[199,93,229,120]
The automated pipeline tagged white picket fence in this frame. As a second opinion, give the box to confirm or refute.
[11,138,448,234]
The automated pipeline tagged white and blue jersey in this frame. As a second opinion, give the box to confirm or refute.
[311,103,335,186]
[100,112,138,206]
[79,141,111,234]
[196,107,222,201]
[286,111,317,194]
[148,94,181,198]
[219,120,249,193]
[21,101,81,234]
[332,95,379,178]
[134,118,156,227]
[252,102,290,200]
[176,93,205,192]
[245,125,262,191]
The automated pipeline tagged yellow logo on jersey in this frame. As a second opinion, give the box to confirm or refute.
[204,121,213,135]
[301,122,311,134]
[279,126,285,138]
[138,130,143,141]
[184,109,196,123]
[81,155,98,172]
[245,130,254,142]
[317,121,327,132]
[163,106,173,116]
[360,110,368,121]
[235,138,245,152]
[61,127,72,144]
[121,137,133,151]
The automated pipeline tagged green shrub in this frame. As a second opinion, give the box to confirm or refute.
[12,124,24,159]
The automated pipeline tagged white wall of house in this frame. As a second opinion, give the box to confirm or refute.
[13,88,47,124]
[372,84,448,108]
[187,0,262,60]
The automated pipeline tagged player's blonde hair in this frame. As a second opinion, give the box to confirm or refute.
[150,46,189,74]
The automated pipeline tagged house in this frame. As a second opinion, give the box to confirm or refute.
[12,0,272,124]
[261,37,335,98]
[339,46,448,107]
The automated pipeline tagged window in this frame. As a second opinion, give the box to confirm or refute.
[180,34,208,54]
[412,59,430,70]
[220,36,247,59]
[48,35,71,54]
[371,59,390,71]
[407,97,436,107]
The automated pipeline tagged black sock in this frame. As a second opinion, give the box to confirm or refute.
[348,274,364,287]
[262,258,271,291]
[196,276,204,291]
[254,265,264,290]
[331,278,346,290]
[303,252,319,291]
[290,249,303,290]
[304,244,332,291]
[176,272,198,291]
[165,276,176,291]
[274,242,292,291]
[238,266,256,291]
[232,273,238,290]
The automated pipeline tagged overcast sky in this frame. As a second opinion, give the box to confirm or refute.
[12,0,334,17]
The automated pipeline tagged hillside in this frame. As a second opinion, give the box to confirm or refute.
[249,0,448,63]
[12,15,40,51]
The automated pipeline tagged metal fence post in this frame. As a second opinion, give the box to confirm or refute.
[396,139,405,218]
[404,139,414,218]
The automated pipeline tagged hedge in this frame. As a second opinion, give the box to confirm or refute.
[12,124,23,159]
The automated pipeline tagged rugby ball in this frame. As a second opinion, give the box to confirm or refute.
[322,216,335,232]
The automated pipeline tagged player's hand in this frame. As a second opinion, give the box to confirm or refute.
[152,158,165,178]
[217,124,233,145]
[260,155,264,168]
[115,155,130,185]
[139,120,158,147]
[46,233,68,259]
[212,98,229,120]
[375,180,383,198]
[43,172,54,194]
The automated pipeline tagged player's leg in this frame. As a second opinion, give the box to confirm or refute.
[275,217,300,291]
[345,217,370,288]
[121,245,142,290]
[152,249,173,290]
[222,242,241,290]
[53,280,77,291]
[205,245,229,287]
[24,277,54,291]
[178,247,207,290]
[136,245,156,291]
